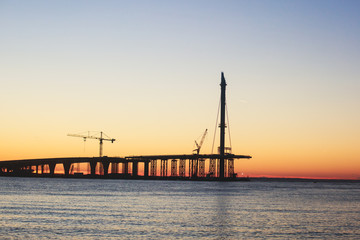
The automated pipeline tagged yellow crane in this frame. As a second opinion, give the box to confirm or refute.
[68,131,115,157]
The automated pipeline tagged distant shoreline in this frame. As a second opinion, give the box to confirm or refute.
[250,177,360,183]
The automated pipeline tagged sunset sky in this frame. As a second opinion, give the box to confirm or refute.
[1,1,359,179]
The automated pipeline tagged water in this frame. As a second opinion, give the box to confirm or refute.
[0,177,359,239]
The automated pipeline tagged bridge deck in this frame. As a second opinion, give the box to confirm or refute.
[0,154,251,179]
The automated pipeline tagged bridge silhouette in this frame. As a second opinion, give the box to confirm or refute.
[0,154,251,180]
[0,73,252,180]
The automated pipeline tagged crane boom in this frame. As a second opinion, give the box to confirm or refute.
[194,129,208,154]
[67,131,115,157]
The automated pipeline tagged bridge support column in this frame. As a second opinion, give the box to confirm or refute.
[123,162,129,175]
[102,161,110,176]
[36,165,39,174]
[161,159,167,177]
[49,163,56,175]
[179,159,185,177]
[132,161,138,177]
[144,161,149,177]
[63,162,71,176]
[90,161,97,175]
[41,165,44,174]
[171,159,178,177]
[188,159,191,177]
[150,160,157,176]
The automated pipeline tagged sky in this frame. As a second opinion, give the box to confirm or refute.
[1,0,359,179]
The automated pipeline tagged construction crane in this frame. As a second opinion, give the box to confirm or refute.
[193,129,208,154]
[191,129,208,178]
[67,131,115,157]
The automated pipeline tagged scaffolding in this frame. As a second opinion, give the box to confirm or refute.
[179,159,185,177]
[150,160,157,176]
[209,159,216,177]
[161,159,168,177]
[190,159,198,177]
[171,159,177,176]
[224,159,227,177]
[228,159,234,177]
[198,159,205,177]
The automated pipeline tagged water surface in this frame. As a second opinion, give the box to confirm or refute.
[1,177,359,239]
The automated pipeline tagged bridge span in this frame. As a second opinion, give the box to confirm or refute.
[0,154,251,180]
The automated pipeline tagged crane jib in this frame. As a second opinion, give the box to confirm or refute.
[67,131,115,157]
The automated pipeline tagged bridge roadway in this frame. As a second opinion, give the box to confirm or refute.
[0,154,251,178]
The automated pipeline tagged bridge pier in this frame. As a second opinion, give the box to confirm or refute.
[160,159,168,177]
[132,161,138,177]
[189,160,192,177]
[171,159,177,176]
[102,161,110,175]
[63,162,71,176]
[90,161,97,175]
[49,162,56,175]
[123,162,129,175]
[150,160,157,176]
[144,161,149,177]
[179,159,185,177]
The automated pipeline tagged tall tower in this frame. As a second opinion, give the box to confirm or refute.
[219,72,227,179]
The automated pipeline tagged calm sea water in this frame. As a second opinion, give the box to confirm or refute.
[0,177,359,239]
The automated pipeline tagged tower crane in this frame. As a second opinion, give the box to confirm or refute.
[67,131,115,157]
[193,129,208,154]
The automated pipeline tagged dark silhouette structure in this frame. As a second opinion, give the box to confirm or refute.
[0,73,252,180]
[67,131,115,157]
[219,72,227,179]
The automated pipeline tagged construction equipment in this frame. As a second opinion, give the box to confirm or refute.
[193,129,208,154]
[191,129,208,178]
[68,131,115,157]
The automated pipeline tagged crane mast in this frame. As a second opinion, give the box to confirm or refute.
[67,131,115,157]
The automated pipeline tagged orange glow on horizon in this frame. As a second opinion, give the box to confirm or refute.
[245,174,360,180]
[20,160,357,180]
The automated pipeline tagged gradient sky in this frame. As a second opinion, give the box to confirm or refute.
[1,0,359,179]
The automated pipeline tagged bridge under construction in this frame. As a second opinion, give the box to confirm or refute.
[0,73,252,180]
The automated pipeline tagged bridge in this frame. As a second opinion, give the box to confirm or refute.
[0,73,252,180]
[0,154,251,179]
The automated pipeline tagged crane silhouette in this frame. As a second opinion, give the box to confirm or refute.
[191,129,208,177]
[193,129,208,154]
[68,131,115,157]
